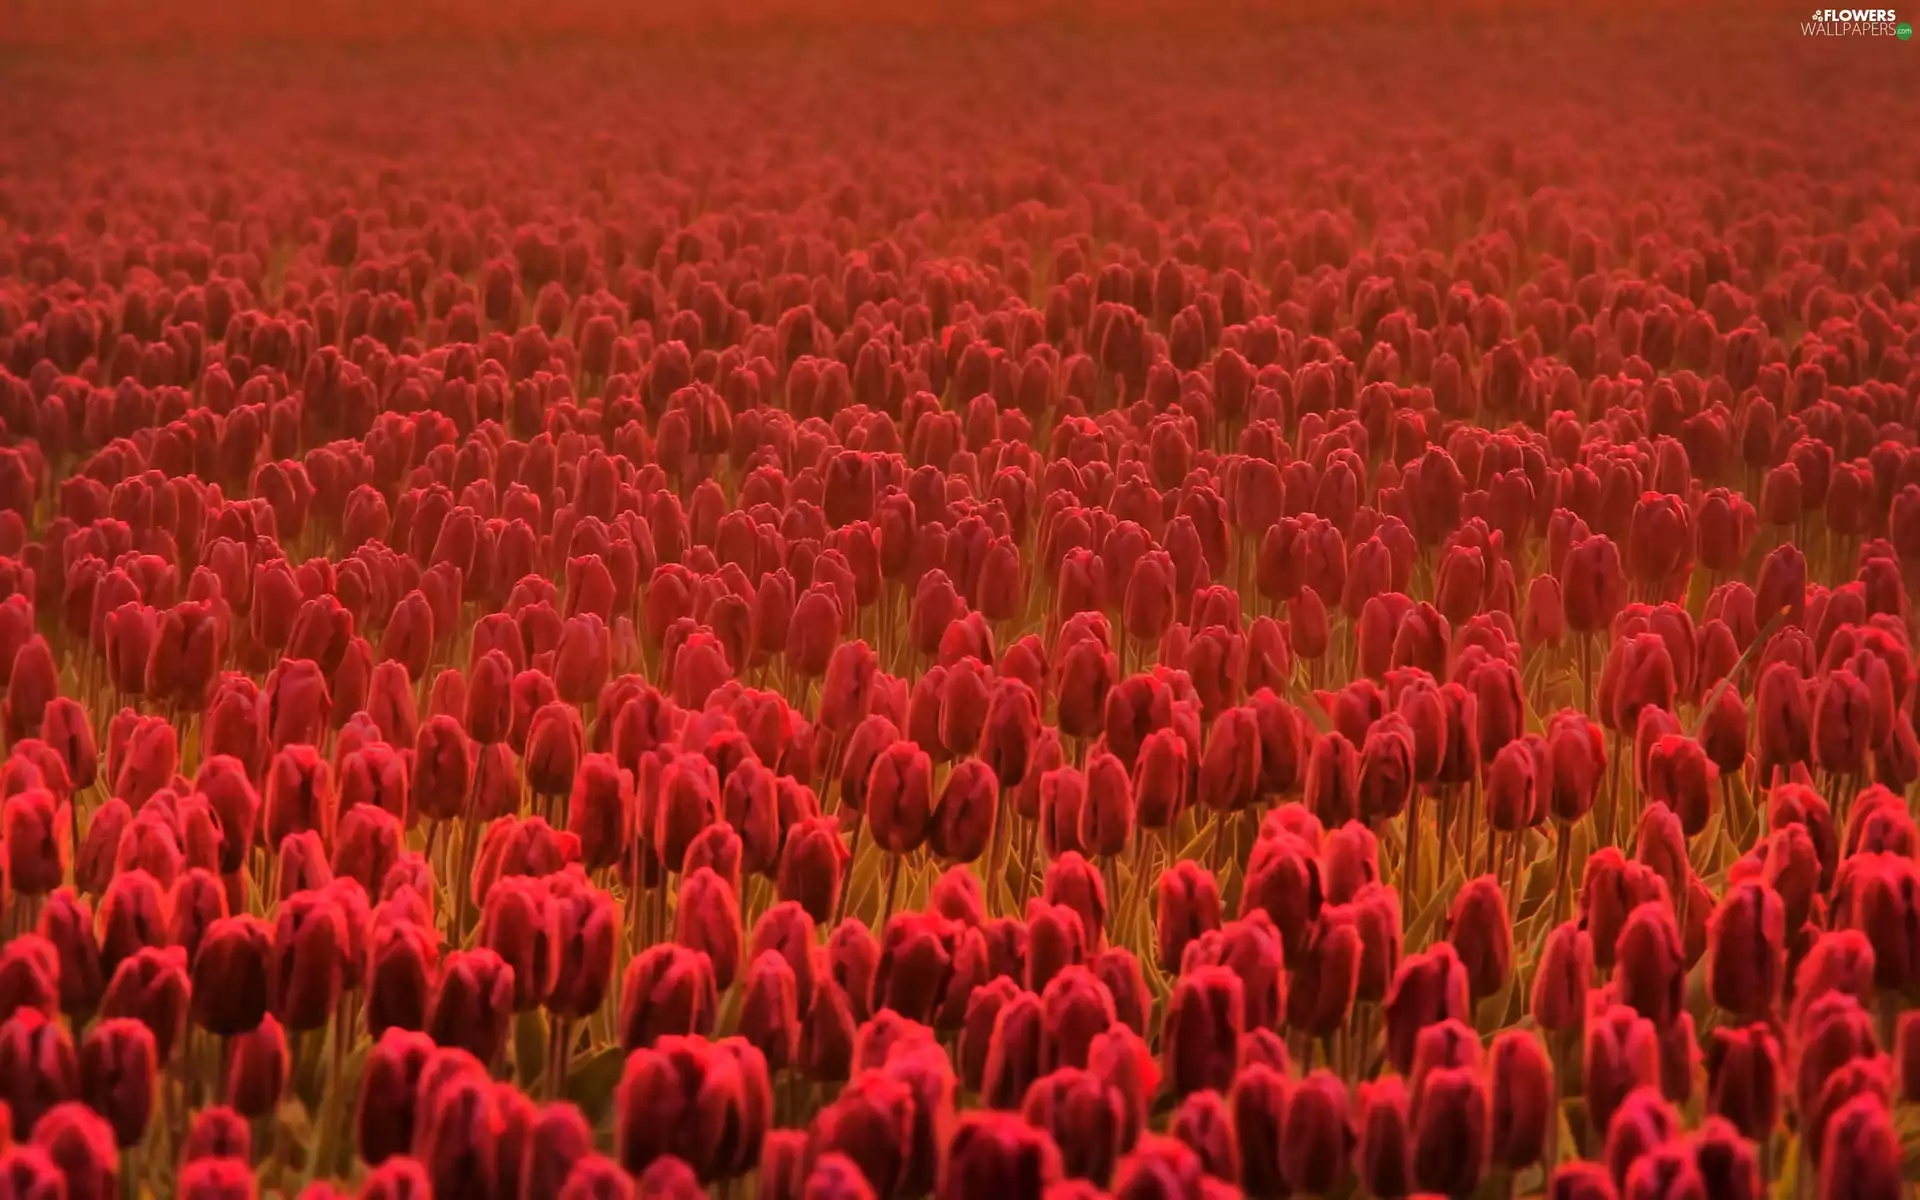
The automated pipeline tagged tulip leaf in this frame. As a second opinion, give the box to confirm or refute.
[1552,1103,1579,1170]
[1175,821,1216,864]
[1404,864,1462,948]
[566,1044,628,1125]
[1770,1136,1798,1200]
[1689,809,1722,875]
[516,1007,548,1089]
[1896,1104,1920,1178]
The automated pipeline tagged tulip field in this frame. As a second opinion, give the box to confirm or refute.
[0,4,1918,1198]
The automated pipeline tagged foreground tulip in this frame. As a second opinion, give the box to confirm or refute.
[32,1103,117,1200]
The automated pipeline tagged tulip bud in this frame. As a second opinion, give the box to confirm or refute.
[1382,943,1471,1074]
[1705,1024,1781,1144]
[77,1018,156,1147]
[0,934,57,1025]
[1107,1134,1211,1200]
[42,699,96,793]
[365,660,417,750]
[480,875,562,1010]
[654,753,719,876]
[1489,1030,1553,1170]
[360,1157,433,1200]
[1602,1087,1678,1193]
[183,1105,251,1164]
[1562,535,1625,635]
[3,637,57,745]
[931,758,997,865]
[111,714,176,808]
[1817,1093,1901,1200]
[777,816,847,925]
[805,1070,917,1199]
[189,914,271,1037]
[92,869,163,991]
[665,861,743,986]
[1267,1068,1349,1195]
[163,864,224,960]
[332,805,403,898]
[410,1056,495,1198]
[2,788,65,897]
[1155,862,1222,975]
[465,650,514,746]
[819,641,880,740]
[1358,716,1414,823]
[1524,575,1566,649]
[426,948,516,1066]
[338,744,411,829]
[1022,1067,1127,1186]
[739,951,800,1072]
[264,745,336,854]
[30,1102,117,1200]
[366,917,436,1038]
[1529,919,1592,1034]
[1705,881,1786,1024]
[1043,854,1109,956]
[1197,707,1261,815]
[1551,1161,1621,1200]
[1345,1076,1411,1200]
[1165,1090,1234,1184]
[1615,901,1686,1030]
[1411,1063,1488,1198]
[355,1029,437,1166]
[937,1109,1062,1200]
[526,701,586,799]
[1446,876,1511,1001]
[269,890,348,1032]
[263,658,331,749]
[1074,752,1132,859]
[722,759,781,878]
[547,873,616,1022]
[1024,900,1088,998]
[619,944,717,1051]
[1303,731,1360,827]
[1585,1005,1661,1137]
[226,1014,287,1118]
[1160,966,1241,1097]
[981,679,1042,791]
[0,1009,75,1139]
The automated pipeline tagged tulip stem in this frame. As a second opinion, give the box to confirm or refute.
[1483,817,1498,889]
[455,751,490,940]
[1118,828,1146,944]
[1464,778,1480,879]
[1405,789,1422,901]
[880,853,901,929]
[547,1016,572,1100]
[985,793,1010,918]
[835,825,864,924]
[1552,822,1573,924]
[1015,818,1037,915]
[626,835,643,955]
[1580,633,1594,719]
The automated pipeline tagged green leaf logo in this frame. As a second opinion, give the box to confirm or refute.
[1900,20,1915,37]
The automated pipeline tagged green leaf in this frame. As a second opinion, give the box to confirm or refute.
[1405,864,1462,948]
[515,1008,549,1089]
[1771,1135,1798,1200]
[566,1045,628,1125]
